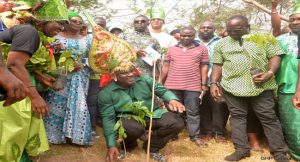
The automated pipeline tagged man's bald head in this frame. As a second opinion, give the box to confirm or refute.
[95,17,107,29]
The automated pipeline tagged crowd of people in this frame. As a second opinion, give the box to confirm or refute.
[0,0,300,162]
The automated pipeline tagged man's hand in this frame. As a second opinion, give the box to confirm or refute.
[292,92,300,110]
[136,49,147,57]
[73,62,83,71]
[34,71,56,88]
[168,100,185,113]
[30,94,49,116]
[252,72,273,84]
[210,84,222,102]
[106,147,119,162]
[0,69,28,106]
[272,0,282,9]
[201,85,208,92]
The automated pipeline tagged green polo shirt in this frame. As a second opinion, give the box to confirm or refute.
[98,75,178,148]
[212,36,283,97]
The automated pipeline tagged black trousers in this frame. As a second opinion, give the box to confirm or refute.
[87,79,100,130]
[200,90,229,136]
[121,112,184,153]
[223,90,288,155]
[246,105,263,134]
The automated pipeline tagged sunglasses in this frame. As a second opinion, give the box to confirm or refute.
[200,26,214,30]
[134,20,147,24]
[180,34,194,38]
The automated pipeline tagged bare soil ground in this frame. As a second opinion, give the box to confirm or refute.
[39,128,297,162]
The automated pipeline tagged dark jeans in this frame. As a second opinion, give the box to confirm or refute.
[121,112,184,153]
[200,90,229,136]
[171,90,201,140]
[223,90,288,154]
[87,79,100,131]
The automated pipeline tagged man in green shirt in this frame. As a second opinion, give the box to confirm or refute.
[210,15,288,162]
[99,67,185,162]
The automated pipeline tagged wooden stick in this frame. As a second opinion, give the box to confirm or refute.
[242,0,288,22]
[146,60,157,162]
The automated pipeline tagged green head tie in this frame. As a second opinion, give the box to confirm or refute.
[149,8,166,20]
[291,0,300,16]
[34,0,68,21]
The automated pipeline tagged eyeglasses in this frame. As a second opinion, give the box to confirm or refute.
[116,69,136,77]
[226,27,246,33]
[180,34,194,38]
[134,20,147,24]
[70,19,83,25]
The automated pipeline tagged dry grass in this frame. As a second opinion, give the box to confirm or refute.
[39,128,297,162]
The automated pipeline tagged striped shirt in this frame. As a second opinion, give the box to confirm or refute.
[164,42,209,92]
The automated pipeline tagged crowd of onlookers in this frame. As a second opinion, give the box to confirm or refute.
[0,0,300,162]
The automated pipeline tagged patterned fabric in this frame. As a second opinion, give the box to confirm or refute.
[88,26,136,74]
[121,31,161,76]
[164,42,209,92]
[276,33,299,93]
[43,35,93,145]
[149,7,165,20]
[212,36,283,96]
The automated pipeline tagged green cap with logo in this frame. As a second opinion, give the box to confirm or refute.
[291,0,300,16]
[149,7,166,20]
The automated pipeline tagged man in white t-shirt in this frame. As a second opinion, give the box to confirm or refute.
[149,8,177,50]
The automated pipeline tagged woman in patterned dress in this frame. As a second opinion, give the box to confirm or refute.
[43,11,93,146]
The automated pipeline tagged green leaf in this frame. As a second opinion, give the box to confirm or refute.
[58,57,67,64]
[66,58,75,72]
[119,126,126,139]
[114,120,121,131]
[60,50,72,58]
[242,34,278,47]
[123,132,127,139]
[12,143,21,160]
[132,115,146,127]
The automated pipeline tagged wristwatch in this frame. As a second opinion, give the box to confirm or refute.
[210,82,220,87]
